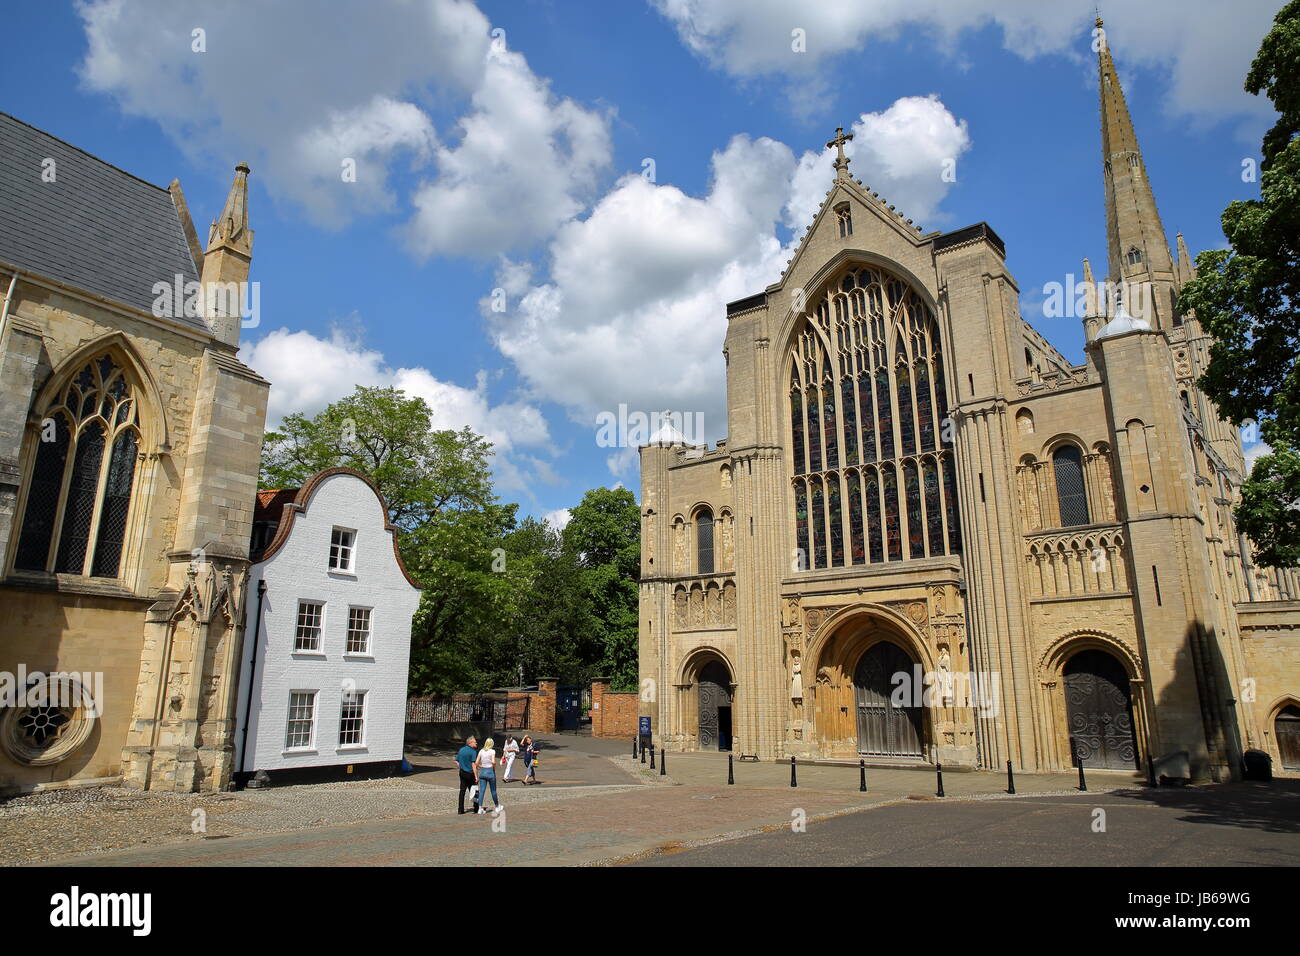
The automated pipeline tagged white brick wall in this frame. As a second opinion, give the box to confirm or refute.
[233,473,420,772]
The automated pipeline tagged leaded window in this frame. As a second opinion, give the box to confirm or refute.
[696,509,714,575]
[788,264,962,570]
[14,354,142,577]
[1053,445,1091,527]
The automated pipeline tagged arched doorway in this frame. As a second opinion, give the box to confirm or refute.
[697,660,732,751]
[1276,705,1300,771]
[1064,649,1138,770]
[853,641,923,757]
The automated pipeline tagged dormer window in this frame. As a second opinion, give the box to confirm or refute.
[835,203,852,238]
[329,527,355,572]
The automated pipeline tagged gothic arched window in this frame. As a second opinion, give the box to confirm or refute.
[15,354,142,577]
[787,264,961,569]
[695,508,715,575]
[1052,444,1090,527]
[1126,246,1143,266]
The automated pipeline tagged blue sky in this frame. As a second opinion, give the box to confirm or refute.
[1,1,1281,526]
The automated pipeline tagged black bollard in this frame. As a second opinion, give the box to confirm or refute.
[640,739,646,764]
[936,762,945,798]
[728,753,734,785]
[1147,755,1157,788]
[1006,759,1016,795]
[649,745,655,770]
[790,755,798,788]
[859,759,867,793]
[1077,753,1087,792]
[632,737,638,759]
[659,748,666,776]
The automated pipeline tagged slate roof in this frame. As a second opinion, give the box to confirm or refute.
[0,112,203,326]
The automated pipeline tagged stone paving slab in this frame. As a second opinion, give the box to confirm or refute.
[47,783,905,867]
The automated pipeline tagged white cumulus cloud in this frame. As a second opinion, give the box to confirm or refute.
[242,325,552,490]
[651,0,1279,127]
[76,0,611,251]
[487,95,971,445]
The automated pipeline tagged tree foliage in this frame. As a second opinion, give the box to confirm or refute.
[259,387,642,695]
[1178,0,1300,567]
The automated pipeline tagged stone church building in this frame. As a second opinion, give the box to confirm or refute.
[638,23,1300,780]
[0,113,269,793]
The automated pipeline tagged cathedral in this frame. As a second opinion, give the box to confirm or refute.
[0,113,268,793]
[637,22,1300,781]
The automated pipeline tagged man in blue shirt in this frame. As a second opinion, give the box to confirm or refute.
[456,735,479,814]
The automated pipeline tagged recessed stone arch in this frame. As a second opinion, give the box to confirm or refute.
[1038,630,1146,771]
[675,646,738,752]
[804,603,939,761]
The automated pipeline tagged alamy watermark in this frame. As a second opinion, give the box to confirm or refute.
[595,405,706,447]
[0,666,103,718]
[151,273,261,329]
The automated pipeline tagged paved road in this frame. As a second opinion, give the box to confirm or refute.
[629,781,1300,866]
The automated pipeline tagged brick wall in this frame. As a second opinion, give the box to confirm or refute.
[591,678,638,739]
[524,678,557,734]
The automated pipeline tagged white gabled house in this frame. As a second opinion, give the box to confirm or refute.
[233,468,421,785]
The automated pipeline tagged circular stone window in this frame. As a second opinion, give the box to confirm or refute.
[1,674,97,767]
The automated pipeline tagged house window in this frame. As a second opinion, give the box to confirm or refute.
[346,607,372,654]
[339,691,366,746]
[295,600,323,651]
[329,528,355,571]
[695,509,714,574]
[1053,445,1091,527]
[285,691,317,749]
[14,353,142,577]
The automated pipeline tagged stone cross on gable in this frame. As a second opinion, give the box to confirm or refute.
[826,126,854,180]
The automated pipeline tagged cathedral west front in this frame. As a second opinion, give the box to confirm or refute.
[637,22,1300,782]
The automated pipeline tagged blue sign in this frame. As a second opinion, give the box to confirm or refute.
[639,716,651,736]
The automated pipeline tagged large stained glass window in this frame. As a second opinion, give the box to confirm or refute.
[787,264,962,569]
[15,353,142,578]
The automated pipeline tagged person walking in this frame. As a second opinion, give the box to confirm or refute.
[456,735,479,815]
[474,737,502,814]
[502,734,520,782]
[521,735,539,785]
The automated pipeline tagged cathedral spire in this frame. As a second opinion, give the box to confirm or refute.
[208,161,252,255]
[1096,18,1174,314]
[200,162,254,348]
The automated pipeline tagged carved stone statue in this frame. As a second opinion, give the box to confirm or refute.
[790,653,804,701]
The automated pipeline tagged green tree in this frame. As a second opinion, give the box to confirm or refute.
[564,486,641,691]
[1179,0,1300,567]
[259,385,516,695]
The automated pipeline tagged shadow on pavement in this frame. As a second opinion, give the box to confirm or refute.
[1104,779,1300,834]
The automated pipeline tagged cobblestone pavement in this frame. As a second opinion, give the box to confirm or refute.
[3,737,1159,867]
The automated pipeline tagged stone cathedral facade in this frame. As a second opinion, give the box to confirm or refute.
[638,24,1300,781]
[0,113,268,794]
